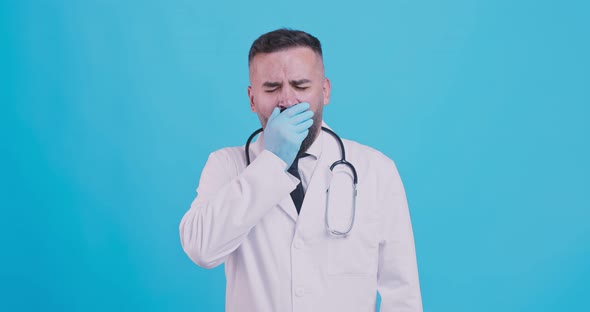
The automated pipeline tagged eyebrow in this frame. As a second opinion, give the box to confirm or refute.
[262,79,312,89]
[290,79,311,86]
[262,81,281,88]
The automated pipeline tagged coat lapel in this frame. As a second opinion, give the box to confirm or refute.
[278,197,299,222]
[295,125,340,237]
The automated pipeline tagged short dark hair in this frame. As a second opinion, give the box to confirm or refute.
[248,28,323,66]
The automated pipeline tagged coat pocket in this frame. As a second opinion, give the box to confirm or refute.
[325,219,380,277]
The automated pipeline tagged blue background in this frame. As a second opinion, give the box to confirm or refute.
[2,0,588,311]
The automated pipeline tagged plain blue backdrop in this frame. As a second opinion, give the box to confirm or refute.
[1,0,588,311]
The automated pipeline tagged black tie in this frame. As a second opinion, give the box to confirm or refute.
[287,154,308,214]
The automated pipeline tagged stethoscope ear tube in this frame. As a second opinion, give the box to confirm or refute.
[245,128,264,166]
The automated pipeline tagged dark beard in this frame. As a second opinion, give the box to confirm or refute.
[297,110,322,157]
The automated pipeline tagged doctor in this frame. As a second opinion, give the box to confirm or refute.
[180,29,423,311]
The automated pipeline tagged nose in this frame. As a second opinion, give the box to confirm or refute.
[277,86,300,111]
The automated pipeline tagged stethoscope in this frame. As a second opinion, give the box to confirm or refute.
[245,126,358,235]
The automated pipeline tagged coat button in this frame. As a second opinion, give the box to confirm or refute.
[294,239,304,249]
[295,287,305,297]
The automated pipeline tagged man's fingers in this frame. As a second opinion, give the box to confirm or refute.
[283,102,310,117]
[294,118,313,133]
[290,109,314,124]
[268,107,281,121]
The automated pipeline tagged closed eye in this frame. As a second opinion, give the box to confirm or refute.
[262,81,281,92]
[295,86,309,91]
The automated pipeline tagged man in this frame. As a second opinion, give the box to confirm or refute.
[180,29,422,311]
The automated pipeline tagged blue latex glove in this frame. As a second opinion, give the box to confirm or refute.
[264,102,314,169]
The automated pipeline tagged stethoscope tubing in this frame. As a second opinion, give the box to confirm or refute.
[244,126,358,235]
[245,127,357,181]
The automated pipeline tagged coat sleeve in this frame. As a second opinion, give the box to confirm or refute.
[179,149,298,269]
[377,158,423,311]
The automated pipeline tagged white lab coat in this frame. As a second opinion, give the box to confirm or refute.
[180,122,422,312]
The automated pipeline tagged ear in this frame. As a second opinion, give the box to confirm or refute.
[322,77,331,105]
[247,86,256,112]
